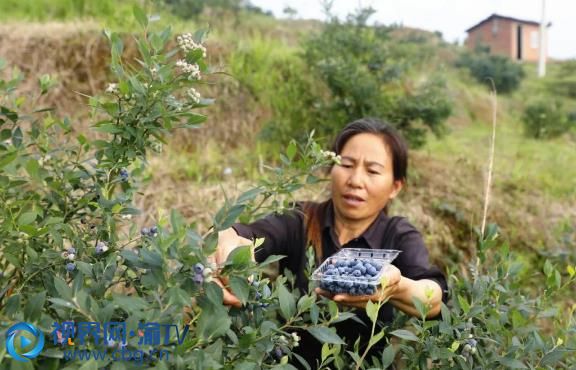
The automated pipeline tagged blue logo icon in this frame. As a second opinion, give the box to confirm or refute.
[5,322,45,362]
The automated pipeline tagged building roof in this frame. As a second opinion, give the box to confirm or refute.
[466,13,540,33]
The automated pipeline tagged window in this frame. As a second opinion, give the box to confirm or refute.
[531,31,539,48]
[492,19,499,35]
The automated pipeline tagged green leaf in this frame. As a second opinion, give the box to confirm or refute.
[112,295,148,312]
[307,326,345,345]
[543,259,553,277]
[237,187,264,203]
[53,276,73,301]
[18,211,37,226]
[48,298,74,309]
[297,295,315,313]
[259,254,286,268]
[277,283,296,320]
[229,276,250,304]
[286,140,297,161]
[381,344,397,368]
[457,294,470,314]
[226,245,253,269]
[0,151,17,169]
[390,329,419,342]
[498,357,527,369]
[24,291,46,321]
[365,300,380,324]
[368,329,385,348]
[133,5,148,28]
[540,349,570,366]
[412,296,428,320]
[12,126,23,147]
[79,359,99,370]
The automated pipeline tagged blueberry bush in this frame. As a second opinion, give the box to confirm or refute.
[1,7,575,370]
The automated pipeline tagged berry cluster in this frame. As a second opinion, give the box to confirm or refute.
[61,247,77,272]
[192,263,213,284]
[95,241,109,255]
[119,168,129,182]
[319,258,384,295]
[461,337,478,356]
[140,226,158,237]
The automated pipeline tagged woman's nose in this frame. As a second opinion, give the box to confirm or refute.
[346,169,364,188]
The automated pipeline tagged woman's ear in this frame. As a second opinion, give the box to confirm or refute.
[389,180,404,199]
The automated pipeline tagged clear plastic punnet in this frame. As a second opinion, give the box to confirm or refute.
[311,248,401,296]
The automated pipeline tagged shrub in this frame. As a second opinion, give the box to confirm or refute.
[299,7,452,148]
[0,7,574,370]
[522,98,572,139]
[455,51,525,94]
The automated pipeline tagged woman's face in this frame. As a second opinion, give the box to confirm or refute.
[330,133,403,223]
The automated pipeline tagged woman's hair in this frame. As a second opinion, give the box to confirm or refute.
[303,117,409,263]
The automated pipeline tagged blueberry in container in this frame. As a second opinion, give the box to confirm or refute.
[312,248,401,296]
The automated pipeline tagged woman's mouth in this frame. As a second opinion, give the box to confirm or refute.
[342,194,365,207]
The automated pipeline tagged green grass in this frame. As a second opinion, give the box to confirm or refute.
[422,112,576,199]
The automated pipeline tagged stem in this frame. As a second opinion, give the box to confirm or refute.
[355,294,387,370]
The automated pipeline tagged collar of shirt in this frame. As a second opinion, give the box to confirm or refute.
[322,199,389,250]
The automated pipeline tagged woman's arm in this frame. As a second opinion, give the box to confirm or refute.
[317,265,443,318]
[389,276,443,318]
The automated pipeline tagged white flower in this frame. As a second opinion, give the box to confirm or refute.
[105,83,119,94]
[222,167,232,176]
[186,87,201,104]
[176,60,201,80]
[121,214,132,220]
[67,253,76,261]
[177,33,207,57]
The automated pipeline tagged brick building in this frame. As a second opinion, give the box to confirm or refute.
[465,14,547,62]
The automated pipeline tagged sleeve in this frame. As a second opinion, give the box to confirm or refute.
[392,218,449,304]
[231,210,303,263]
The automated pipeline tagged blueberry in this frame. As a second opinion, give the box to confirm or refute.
[194,263,204,274]
[119,168,129,181]
[67,247,76,254]
[352,270,361,277]
[274,347,283,360]
[150,226,158,235]
[367,266,377,276]
[255,292,262,300]
[141,227,150,236]
[66,263,76,272]
[326,264,335,270]
[193,273,203,284]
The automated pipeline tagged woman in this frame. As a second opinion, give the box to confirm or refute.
[213,117,447,367]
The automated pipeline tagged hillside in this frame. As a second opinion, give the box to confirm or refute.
[1,14,574,272]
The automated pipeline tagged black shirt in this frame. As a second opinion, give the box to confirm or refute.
[233,200,447,305]
[232,200,448,367]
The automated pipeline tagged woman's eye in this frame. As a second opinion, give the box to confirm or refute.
[368,170,380,175]
[341,164,353,168]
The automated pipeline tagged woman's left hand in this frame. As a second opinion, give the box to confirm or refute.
[315,264,402,309]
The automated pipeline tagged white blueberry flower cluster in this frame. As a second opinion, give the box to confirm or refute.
[38,154,52,166]
[166,95,184,112]
[105,83,119,94]
[320,150,342,164]
[277,333,300,348]
[177,33,207,57]
[186,87,201,104]
[176,59,201,80]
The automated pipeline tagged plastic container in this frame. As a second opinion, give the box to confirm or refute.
[311,248,401,295]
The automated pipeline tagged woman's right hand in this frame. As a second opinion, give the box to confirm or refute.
[209,228,254,308]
